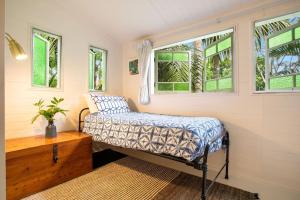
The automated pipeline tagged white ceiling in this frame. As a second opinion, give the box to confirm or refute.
[56,0,277,43]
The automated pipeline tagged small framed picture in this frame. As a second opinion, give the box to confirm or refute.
[129,59,139,75]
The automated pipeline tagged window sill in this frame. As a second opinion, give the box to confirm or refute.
[151,91,238,97]
[252,90,300,95]
[89,90,106,94]
[30,86,64,92]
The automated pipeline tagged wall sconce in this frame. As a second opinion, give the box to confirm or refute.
[5,33,27,60]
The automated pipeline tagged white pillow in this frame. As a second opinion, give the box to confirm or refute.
[83,93,98,113]
[90,94,131,115]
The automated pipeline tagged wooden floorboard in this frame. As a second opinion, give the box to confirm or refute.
[153,173,257,200]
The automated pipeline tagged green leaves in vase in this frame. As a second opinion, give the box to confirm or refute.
[32,97,68,124]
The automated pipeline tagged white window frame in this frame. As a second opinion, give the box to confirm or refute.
[151,27,236,95]
[88,46,108,92]
[204,34,234,92]
[265,23,300,92]
[31,28,62,89]
[154,51,192,93]
[253,11,300,94]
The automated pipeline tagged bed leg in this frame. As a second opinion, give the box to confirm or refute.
[201,164,208,200]
[201,144,210,200]
[225,131,230,179]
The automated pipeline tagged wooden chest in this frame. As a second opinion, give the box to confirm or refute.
[6,131,93,200]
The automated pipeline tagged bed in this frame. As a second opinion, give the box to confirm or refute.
[83,112,224,161]
[79,95,229,200]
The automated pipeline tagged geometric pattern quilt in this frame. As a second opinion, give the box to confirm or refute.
[83,112,224,161]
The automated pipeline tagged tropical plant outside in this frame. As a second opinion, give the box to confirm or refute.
[89,47,106,91]
[155,29,233,93]
[254,12,300,91]
[155,12,300,93]
[32,29,61,88]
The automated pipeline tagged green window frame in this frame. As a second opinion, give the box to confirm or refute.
[265,23,300,91]
[155,51,191,93]
[32,28,61,88]
[204,34,234,92]
[89,46,107,92]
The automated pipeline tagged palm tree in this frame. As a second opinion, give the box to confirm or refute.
[254,21,291,52]
[191,41,203,92]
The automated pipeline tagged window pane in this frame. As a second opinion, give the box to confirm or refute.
[158,83,173,91]
[156,51,190,92]
[205,45,216,57]
[154,28,233,93]
[158,52,172,61]
[205,80,217,91]
[204,36,233,92]
[89,52,95,90]
[205,56,219,80]
[218,37,231,52]
[219,49,232,78]
[157,62,189,82]
[174,82,189,91]
[173,52,189,62]
[269,40,300,76]
[219,77,232,90]
[268,31,292,49]
[269,75,293,89]
[296,74,300,88]
[254,12,300,91]
[32,29,61,88]
[33,35,47,86]
[295,26,300,39]
[89,46,107,91]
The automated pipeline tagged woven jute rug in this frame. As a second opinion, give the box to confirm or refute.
[23,157,180,200]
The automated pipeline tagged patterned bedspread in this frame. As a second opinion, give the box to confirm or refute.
[83,112,224,161]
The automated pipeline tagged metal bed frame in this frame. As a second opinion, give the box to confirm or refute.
[79,108,230,200]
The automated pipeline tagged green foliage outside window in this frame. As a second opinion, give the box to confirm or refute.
[254,12,300,91]
[32,28,61,88]
[89,46,107,91]
[33,36,47,86]
[204,34,233,92]
[155,29,233,93]
[156,51,190,92]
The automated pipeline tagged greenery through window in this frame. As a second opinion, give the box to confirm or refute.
[254,12,300,91]
[204,35,233,91]
[32,28,61,88]
[89,46,107,91]
[155,51,191,92]
[154,28,234,93]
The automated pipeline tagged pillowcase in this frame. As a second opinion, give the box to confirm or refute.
[90,94,131,114]
[83,93,99,113]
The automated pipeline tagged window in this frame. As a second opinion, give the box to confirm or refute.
[154,28,234,93]
[89,46,107,91]
[204,35,233,91]
[155,51,191,92]
[32,28,61,88]
[254,12,300,92]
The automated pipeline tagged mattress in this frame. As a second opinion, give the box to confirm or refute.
[83,112,224,161]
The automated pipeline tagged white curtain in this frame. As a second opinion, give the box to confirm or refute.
[138,40,152,105]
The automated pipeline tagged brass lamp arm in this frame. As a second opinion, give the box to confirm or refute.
[4,32,27,60]
[4,32,13,41]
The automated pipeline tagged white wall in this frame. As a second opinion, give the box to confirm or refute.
[0,0,6,198]
[5,0,123,139]
[122,1,300,200]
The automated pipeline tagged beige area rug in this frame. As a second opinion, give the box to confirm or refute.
[23,157,180,200]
